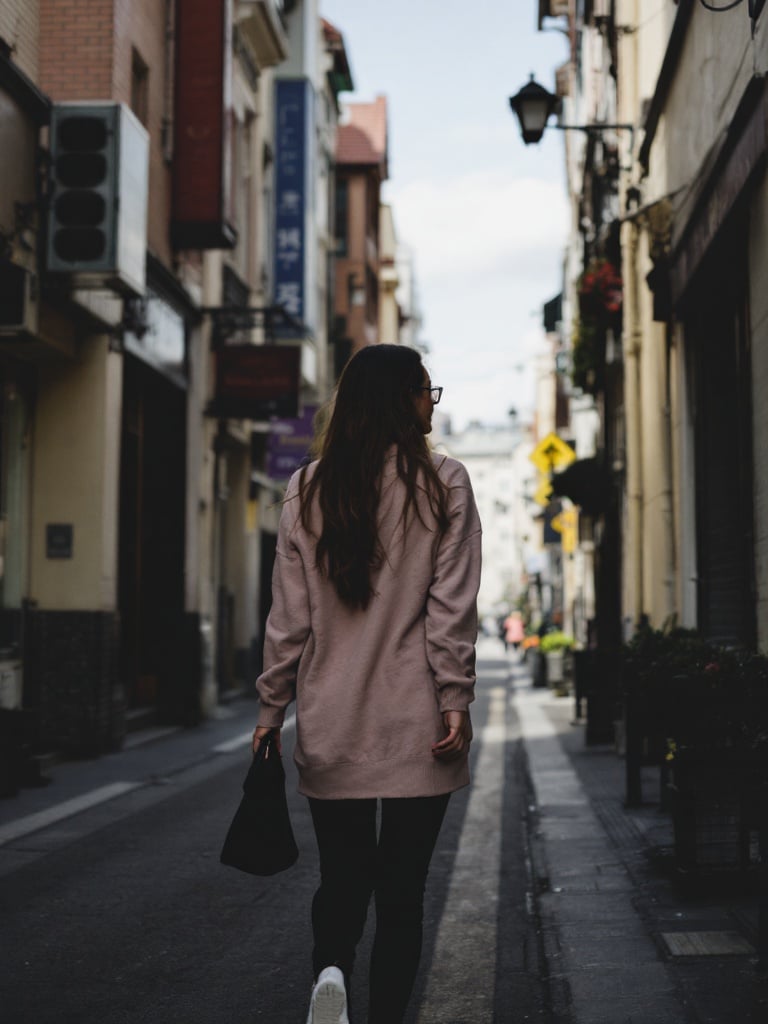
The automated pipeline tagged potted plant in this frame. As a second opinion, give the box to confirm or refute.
[622,625,768,878]
[540,631,575,694]
[619,623,710,804]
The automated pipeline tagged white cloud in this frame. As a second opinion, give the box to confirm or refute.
[388,171,569,283]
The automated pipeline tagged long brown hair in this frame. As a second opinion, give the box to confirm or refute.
[298,344,449,609]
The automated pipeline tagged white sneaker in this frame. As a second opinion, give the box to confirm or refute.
[306,966,349,1024]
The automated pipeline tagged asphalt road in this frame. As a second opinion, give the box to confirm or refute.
[0,642,551,1024]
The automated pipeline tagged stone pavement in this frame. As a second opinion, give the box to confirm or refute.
[511,654,768,1024]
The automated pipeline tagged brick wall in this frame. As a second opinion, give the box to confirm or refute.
[0,0,40,82]
[39,0,114,99]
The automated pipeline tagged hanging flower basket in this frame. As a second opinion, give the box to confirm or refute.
[572,259,623,394]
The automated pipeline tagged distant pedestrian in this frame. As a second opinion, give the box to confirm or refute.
[504,610,525,652]
[253,344,482,1024]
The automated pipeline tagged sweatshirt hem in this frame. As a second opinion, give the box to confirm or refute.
[296,755,470,800]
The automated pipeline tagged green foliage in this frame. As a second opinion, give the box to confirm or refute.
[540,631,575,653]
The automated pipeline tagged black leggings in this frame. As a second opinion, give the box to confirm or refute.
[308,793,450,1024]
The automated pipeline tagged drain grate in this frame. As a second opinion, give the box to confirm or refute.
[661,931,755,957]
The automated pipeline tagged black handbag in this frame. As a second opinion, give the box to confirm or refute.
[220,733,299,876]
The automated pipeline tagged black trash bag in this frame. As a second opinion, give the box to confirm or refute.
[220,732,299,876]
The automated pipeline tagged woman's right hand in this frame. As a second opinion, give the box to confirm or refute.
[431,710,472,761]
[253,726,282,755]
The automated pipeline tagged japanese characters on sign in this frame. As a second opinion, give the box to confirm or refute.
[274,80,309,324]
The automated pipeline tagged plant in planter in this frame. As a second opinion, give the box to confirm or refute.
[623,625,768,877]
[620,623,713,805]
[540,632,575,694]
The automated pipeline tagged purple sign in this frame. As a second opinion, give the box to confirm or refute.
[268,404,318,480]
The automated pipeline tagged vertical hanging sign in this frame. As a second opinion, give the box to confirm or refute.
[172,0,236,249]
[274,80,308,324]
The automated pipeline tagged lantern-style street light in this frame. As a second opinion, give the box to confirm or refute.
[509,75,634,147]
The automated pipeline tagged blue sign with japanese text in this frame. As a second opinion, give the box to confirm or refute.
[274,80,309,324]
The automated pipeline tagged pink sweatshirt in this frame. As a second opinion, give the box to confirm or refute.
[256,449,482,799]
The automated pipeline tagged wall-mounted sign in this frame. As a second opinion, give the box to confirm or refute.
[209,344,300,420]
[124,289,186,385]
[46,523,73,559]
[274,79,312,326]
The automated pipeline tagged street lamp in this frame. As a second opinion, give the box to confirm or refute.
[508,75,559,145]
[509,75,634,147]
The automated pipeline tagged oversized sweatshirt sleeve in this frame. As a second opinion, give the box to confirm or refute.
[425,461,482,712]
[255,475,311,728]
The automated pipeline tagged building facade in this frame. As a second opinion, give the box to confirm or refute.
[535,0,768,655]
[0,0,358,761]
[333,95,389,365]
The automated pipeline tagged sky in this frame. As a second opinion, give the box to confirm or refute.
[319,0,571,432]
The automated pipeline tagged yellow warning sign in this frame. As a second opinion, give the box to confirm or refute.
[529,433,577,475]
[551,508,578,554]
[533,476,553,507]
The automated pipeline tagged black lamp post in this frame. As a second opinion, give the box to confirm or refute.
[509,74,634,147]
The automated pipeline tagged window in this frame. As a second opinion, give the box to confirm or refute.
[131,49,149,127]
[335,179,348,257]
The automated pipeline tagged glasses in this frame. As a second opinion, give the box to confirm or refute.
[411,385,443,404]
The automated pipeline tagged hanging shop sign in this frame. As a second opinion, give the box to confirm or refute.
[267,404,318,480]
[208,344,300,420]
[172,0,236,249]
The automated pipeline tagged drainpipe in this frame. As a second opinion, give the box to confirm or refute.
[624,222,644,627]
[661,326,677,621]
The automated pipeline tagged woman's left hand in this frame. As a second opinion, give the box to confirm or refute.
[431,710,472,761]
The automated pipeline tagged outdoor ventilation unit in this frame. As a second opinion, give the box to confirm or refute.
[0,263,38,337]
[46,102,148,296]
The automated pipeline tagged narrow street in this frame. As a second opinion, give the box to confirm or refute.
[0,640,551,1024]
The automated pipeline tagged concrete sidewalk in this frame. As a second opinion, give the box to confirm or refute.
[0,695,264,850]
[511,655,768,1024]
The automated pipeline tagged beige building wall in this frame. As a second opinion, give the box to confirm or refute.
[619,2,767,645]
[29,338,123,611]
[379,203,400,345]
[617,0,677,634]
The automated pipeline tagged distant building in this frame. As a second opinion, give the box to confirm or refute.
[333,95,389,369]
[441,423,538,617]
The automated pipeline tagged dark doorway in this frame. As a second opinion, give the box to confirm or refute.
[686,217,756,648]
[118,355,187,719]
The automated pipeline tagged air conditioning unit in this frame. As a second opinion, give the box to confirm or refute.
[0,262,38,337]
[45,102,149,296]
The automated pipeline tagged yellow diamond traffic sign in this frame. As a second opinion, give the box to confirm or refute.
[529,432,576,475]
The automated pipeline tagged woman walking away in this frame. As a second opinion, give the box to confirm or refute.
[253,344,482,1024]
